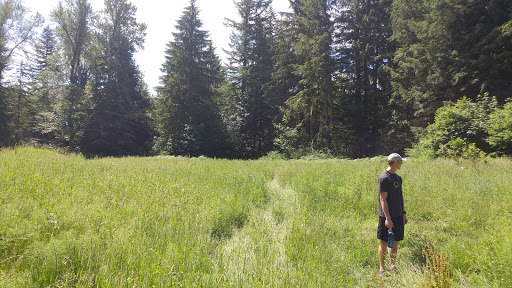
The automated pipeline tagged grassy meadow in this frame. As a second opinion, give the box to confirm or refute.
[1,147,511,287]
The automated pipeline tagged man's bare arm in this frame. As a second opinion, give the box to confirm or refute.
[380,191,393,230]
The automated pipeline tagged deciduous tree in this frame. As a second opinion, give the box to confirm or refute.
[51,0,93,149]
[0,0,42,146]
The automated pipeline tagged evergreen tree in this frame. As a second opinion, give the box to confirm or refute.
[0,38,9,146]
[464,0,512,102]
[155,0,228,157]
[390,0,512,140]
[32,26,57,75]
[1,61,35,145]
[283,0,335,154]
[334,0,396,157]
[270,10,300,111]
[286,0,334,153]
[81,0,152,157]
[268,11,302,156]
[225,0,275,158]
[29,25,64,145]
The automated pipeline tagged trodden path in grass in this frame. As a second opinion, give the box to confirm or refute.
[213,177,300,286]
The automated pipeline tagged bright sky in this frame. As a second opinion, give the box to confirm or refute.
[22,0,291,94]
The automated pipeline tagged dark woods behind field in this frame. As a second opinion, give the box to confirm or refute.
[1,0,511,159]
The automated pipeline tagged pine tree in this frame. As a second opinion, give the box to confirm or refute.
[155,0,228,157]
[0,38,9,146]
[29,26,64,145]
[6,73,34,145]
[32,26,57,75]
[334,0,396,157]
[390,0,512,141]
[270,10,300,110]
[283,0,335,154]
[225,0,275,158]
[268,11,302,156]
[81,0,152,157]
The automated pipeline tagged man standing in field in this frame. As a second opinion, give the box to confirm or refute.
[378,153,408,276]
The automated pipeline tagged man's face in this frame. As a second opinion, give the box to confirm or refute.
[392,160,403,170]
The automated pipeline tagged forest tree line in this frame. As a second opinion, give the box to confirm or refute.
[0,0,511,159]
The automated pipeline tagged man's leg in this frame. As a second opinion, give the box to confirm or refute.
[378,240,387,272]
[388,242,398,270]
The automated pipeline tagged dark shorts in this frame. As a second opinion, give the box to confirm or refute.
[377,216,404,242]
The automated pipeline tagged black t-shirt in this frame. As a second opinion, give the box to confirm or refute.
[378,170,404,218]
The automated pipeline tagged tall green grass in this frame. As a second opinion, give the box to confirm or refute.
[1,148,511,287]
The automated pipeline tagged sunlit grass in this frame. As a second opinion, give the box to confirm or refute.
[1,148,511,287]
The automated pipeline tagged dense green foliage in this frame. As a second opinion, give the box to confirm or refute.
[1,148,511,286]
[334,0,396,157]
[283,0,335,154]
[154,0,229,158]
[390,0,512,136]
[0,0,43,146]
[0,0,152,157]
[488,101,512,155]
[0,0,511,159]
[224,0,276,159]
[81,0,152,157]
[410,96,512,158]
[50,0,93,150]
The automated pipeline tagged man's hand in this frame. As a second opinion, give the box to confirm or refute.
[403,214,408,225]
[385,218,394,231]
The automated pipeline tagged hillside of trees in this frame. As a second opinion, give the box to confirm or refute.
[1,0,511,159]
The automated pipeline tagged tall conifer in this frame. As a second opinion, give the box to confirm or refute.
[155,0,228,157]
[81,0,152,156]
[225,0,275,158]
[390,0,512,145]
[284,0,335,154]
[30,26,64,145]
[334,0,396,157]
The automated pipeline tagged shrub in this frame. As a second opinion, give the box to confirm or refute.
[440,138,485,159]
[410,95,498,159]
[488,101,512,156]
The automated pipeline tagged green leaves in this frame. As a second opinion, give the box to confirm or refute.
[390,0,512,146]
[488,101,512,156]
[410,95,512,159]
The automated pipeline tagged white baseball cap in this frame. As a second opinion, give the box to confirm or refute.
[387,153,406,162]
